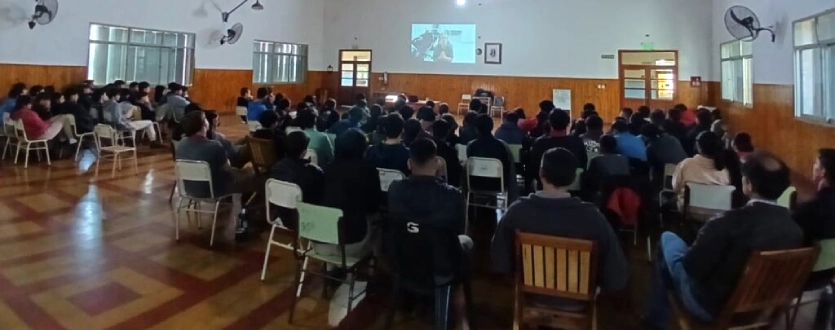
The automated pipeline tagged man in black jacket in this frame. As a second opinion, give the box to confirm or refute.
[528,109,586,188]
[644,151,804,329]
[58,88,95,134]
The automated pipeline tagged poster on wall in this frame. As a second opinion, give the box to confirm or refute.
[552,89,571,111]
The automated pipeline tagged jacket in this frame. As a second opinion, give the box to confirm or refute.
[10,108,48,139]
[322,159,381,244]
[269,157,325,204]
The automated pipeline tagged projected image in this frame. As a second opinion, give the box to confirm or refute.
[410,24,476,64]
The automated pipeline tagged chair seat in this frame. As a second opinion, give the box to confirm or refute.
[666,291,768,330]
[305,250,370,268]
[100,145,135,153]
[687,206,726,222]
[181,194,235,204]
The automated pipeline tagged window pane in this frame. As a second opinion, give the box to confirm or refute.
[721,60,734,100]
[341,51,371,61]
[798,48,822,116]
[727,42,741,57]
[818,11,835,42]
[743,57,753,105]
[253,53,270,83]
[624,89,645,99]
[824,45,835,120]
[341,79,353,87]
[86,43,127,85]
[721,42,732,59]
[623,79,645,88]
[254,41,273,53]
[740,41,753,56]
[733,59,744,102]
[90,24,128,42]
[795,19,816,46]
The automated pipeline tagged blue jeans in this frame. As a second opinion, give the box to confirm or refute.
[646,232,714,328]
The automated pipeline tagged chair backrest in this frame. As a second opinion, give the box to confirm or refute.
[515,231,598,302]
[235,106,247,116]
[456,144,467,163]
[508,144,523,163]
[247,121,262,132]
[586,151,600,168]
[663,163,677,190]
[12,119,29,141]
[266,179,302,209]
[467,157,505,193]
[3,114,15,137]
[387,217,466,289]
[94,124,124,147]
[297,202,343,245]
[378,168,406,192]
[66,115,80,136]
[461,94,472,101]
[174,160,216,198]
[305,149,318,166]
[716,247,818,325]
[493,96,505,107]
[248,137,277,173]
[813,239,835,272]
[286,126,302,133]
[474,96,491,107]
[684,183,736,211]
[566,169,584,192]
[437,156,448,182]
[777,186,797,210]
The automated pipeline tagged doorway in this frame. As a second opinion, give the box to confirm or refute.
[338,50,372,106]
[618,50,678,112]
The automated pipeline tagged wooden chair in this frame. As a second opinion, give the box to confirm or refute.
[668,247,818,330]
[247,137,277,176]
[514,231,598,330]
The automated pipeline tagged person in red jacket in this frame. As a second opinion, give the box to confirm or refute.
[9,95,69,143]
[676,103,697,127]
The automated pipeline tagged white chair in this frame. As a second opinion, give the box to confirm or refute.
[1,113,18,160]
[465,157,506,233]
[474,96,491,111]
[94,124,138,177]
[261,179,310,298]
[566,168,584,192]
[173,160,234,247]
[235,106,247,121]
[457,94,472,115]
[13,119,50,168]
[304,149,318,166]
[247,121,262,132]
[378,168,406,192]
[490,96,505,118]
[586,151,600,168]
[286,126,302,133]
[456,144,468,164]
[68,116,96,161]
[683,183,736,222]
[777,186,797,210]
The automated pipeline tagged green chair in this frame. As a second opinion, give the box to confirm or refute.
[289,202,375,325]
[508,144,522,163]
[786,238,835,328]
[777,186,797,210]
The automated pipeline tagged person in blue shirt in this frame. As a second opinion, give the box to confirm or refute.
[247,87,271,122]
[610,120,647,161]
[495,111,527,145]
[1,83,27,125]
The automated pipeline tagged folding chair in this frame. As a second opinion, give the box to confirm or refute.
[13,119,50,168]
[491,96,505,118]
[235,106,248,122]
[456,144,468,164]
[777,186,797,210]
[94,124,138,177]
[683,183,736,223]
[247,121,262,132]
[286,126,302,133]
[474,96,491,111]
[586,151,600,168]
[305,149,319,166]
[648,163,681,260]
[465,157,506,233]
[168,139,180,203]
[289,202,375,325]
[68,115,96,161]
[261,179,310,298]
[566,169,584,193]
[457,94,472,115]
[508,144,523,164]
[1,113,18,160]
[378,168,406,192]
[173,160,235,246]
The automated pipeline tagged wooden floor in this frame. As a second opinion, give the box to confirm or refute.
[0,115,816,330]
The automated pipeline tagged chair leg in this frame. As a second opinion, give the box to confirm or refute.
[297,256,308,297]
[347,272,356,315]
[24,144,30,168]
[464,192,470,234]
[786,294,803,330]
[435,285,452,330]
[174,198,183,241]
[168,184,176,203]
[288,258,303,324]
[111,153,118,177]
[260,226,276,281]
[133,149,138,174]
[383,278,400,330]
[209,201,220,247]
[75,138,83,161]
[463,279,477,330]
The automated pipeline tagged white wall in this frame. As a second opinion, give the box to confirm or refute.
[323,0,713,79]
[0,0,326,70]
[711,0,833,85]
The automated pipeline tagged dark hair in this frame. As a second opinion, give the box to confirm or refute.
[114,80,126,86]
[285,131,311,159]
[696,109,713,126]
[324,98,336,109]
[355,93,366,101]
[571,119,587,137]
[119,89,132,102]
[135,91,149,100]
[438,103,450,114]
[611,121,628,133]
[583,103,596,112]
[696,132,726,171]
[418,108,436,122]
[469,98,482,111]
[732,133,754,152]
[548,109,571,130]
[154,85,166,103]
[540,148,578,187]
[586,115,603,131]
[474,114,494,136]
[169,84,183,93]
[348,106,365,123]
[334,129,367,160]
[479,103,488,114]
[621,108,633,118]
[503,112,519,124]
[599,135,618,153]
[741,152,791,200]
[641,123,662,140]
[204,110,219,138]
[240,87,250,97]
[426,100,435,109]
[637,106,651,118]
[63,87,80,99]
[303,94,317,105]
[92,89,106,103]
[277,98,291,111]
[441,114,458,130]
[104,88,119,99]
[711,109,722,121]
[668,108,682,122]
[29,85,43,96]
[409,138,437,166]
[138,82,150,91]
[375,98,386,107]
[431,118,451,140]
[403,119,423,142]
[817,149,835,183]
[296,108,316,129]
[463,111,478,127]
[7,83,26,98]
[674,104,687,111]
[539,100,554,112]
[651,109,666,123]
[13,95,32,111]
[514,108,526,119]
[182,110,206,137]
[258,109,279,128]
[384,114,405,139]
[256,87,269,99]
[370,104,383,118]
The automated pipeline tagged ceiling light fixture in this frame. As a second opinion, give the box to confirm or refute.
[456,0,466,6]
[251,0,264,10]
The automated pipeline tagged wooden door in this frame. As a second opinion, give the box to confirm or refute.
[338,50,372,106]
[618,50,678,112]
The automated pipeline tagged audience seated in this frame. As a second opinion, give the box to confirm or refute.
[664,108,688,145]
[1,83,26,125]
[236,88,250,123]
[366,114,410,175]
[467,114,516,197]
[33,94,52,120]
[438,103,450,115]
[269,131,325,204]
[528,101,554,138]
[317,98,340,132]
[676,103,696,127]
[205,111,247,168]
[431,119,462,187]
[295,108,334,167]
[570,118,587,137]
[671,132,730,207]
[710,109,725,139]
[580,115,604,153]
[320,129,381,257]
[133,91,156,122]
[402,118,431,147]
[586,135,631,189]
[494,111,526,145]
[165,84,190,121]
[620,108,633,121]
[684,109,713,156]
[732,132,754,161]
[247,87,271,123]
[610,121,647,162]
[397,100,414,120]
[56,88,95,134]
[9,95,73,144]
[644,152,803,329]
[628,112,647,136]
[793,149,835,284]
[458,112,479,145]
[362,104,383,133]
[649,109,667,128]
[441,114,460,146]
[529,109,587,188]
[492,148,628,306]
[328,106,364,136]
[417,110,435,133]
[251,110,287,160]
[103,88,160,147]
[644,124,687,176]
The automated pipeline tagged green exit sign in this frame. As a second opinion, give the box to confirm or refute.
[601,54,615,59]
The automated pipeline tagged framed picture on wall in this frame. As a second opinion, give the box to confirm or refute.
[484,43,502,64]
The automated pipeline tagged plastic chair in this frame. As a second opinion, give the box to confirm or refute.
[305,148,319,166]
[683,183,736,222]
[235,106,247,120]
[68,115,96,161]
[508,144,523,164]
[286,126,302,133]
[566,169,584,192]
[247,121,262,132]
[1,113,18,160]
[378,168,406,192]
[777,186,797,210]
[465,157,506,232]
[94,124,138,177]
[168,139,180,203]
[289,202,375,324]
[514,232,598,330]
[261,179,310,298]
[173,160,235,246]
[13,119,50,168]
[457,94,472,115]
[456,144,468,164]
[491,96,505,118]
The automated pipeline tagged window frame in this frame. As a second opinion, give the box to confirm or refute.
[792,8,835,125]
[719,39,753,107]
[252,40,309,85]
[85,23,195,86]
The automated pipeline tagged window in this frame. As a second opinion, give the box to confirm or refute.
[794,9,835,123]
[87,24,195,86]
[720,40,753,106]
[252,41,308,84]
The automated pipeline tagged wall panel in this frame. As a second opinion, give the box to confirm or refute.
[0,64,87,95]
[190,69,326,113]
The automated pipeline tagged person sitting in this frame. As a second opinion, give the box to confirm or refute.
[32,93,52,120]
[792,149,835,285]
[432,119,463,187]
[458,112,479,145]
[269,131,325,204]
[403,118,431,147]
[524,101,554,138]
[9,95,73,144]
[103,89,160,147]
[397,101,415,120]
[320,129,381,258]
[418,110,436,133]
[438,103,450,115]
[317,98,339,132]
[492,147,628,306]
[441,114,460,146]
[710,109,726,139]
[650,109,667,129]
[644,124,687,177]
[676,103,696,127]
[468,98,482,113]
[296,108,334,167]
[132,91,156,122]
[620,108,634,121]
[586,135,631,189]
[387,137,473,274]
[236,87,251,123]
[1,83,26,126]
[205,111,247,168]
[732,132,754,162]
[361,104,383,134]
[664,108,688,146]
[251,110,287,160]
[247,87,271,124]
[467,114,516,197]
[684,109,713,156]
[328,106,364,136]
[671,132,730,208]
[56,88,95,134]
[629,113,648,136]
[529,110,587,188]
[644,151,803,329]
[610,121,647,162]
[366,114,410,175]
[165,84,190,121]
[580,115,604,154]
[570,119,587,138]
[495,111,526,145]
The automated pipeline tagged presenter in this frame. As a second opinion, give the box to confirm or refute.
[433,33,454,63]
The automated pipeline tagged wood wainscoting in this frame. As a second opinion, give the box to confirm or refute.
[711,82,835,176]
[0,64,87,96]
